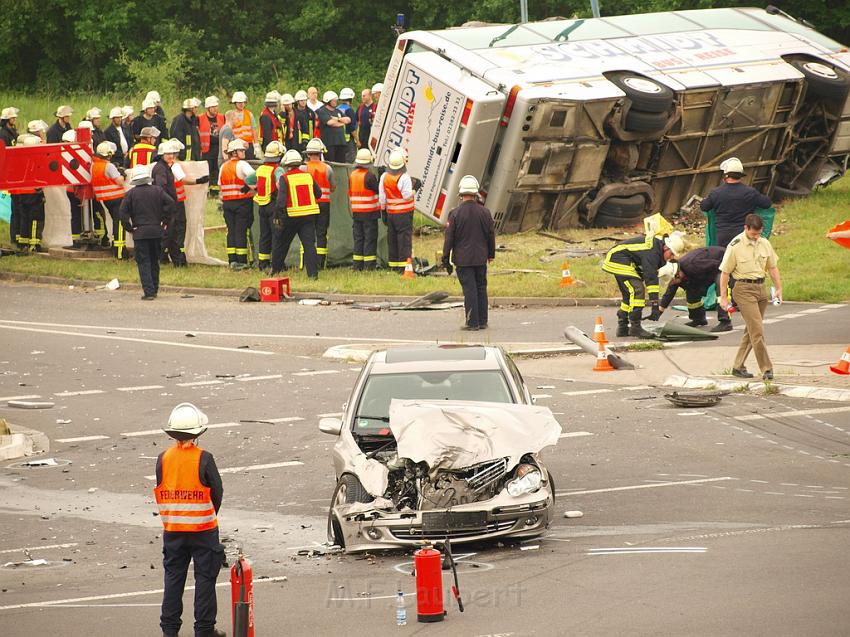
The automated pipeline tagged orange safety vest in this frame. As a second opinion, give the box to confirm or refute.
[253,164,278,206]
[232,109,255,143]
[153,445,218,533]
[219,158,252,201]
[91,157,124,201]
[384,172,414,214]
[128,142,155,168]
[348,168,379,213]
[306,159,331,203]
[198,112,225,154]
[284,169,319,217]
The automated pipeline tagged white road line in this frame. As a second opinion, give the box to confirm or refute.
[762,318,781,324]
[588,548,706,555]
[121,417,302,438]
[236,374,283,382]
[777,313,806,319]
[144,460,303,481]
[736,406,850,421]
[821,304,846,309]
[116,385,164,392]
[588,547,706,552]
[56,435,110,443]
[562,389,613,396]
[559,431,594,438]
[556,476,733,496]
[799,308,829,314]
[176,380,225,387]
[532,394,552,399]
[54,389,105,397]
[262,417,304,423]
[623,385,653,391]
[317,412,342,418]
[0,394,41,401]
[292,370,340,377]
[0,542,78,555]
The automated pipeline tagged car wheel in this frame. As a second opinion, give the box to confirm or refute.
[790,60,850,100]
[593,193,646,228]
[609,74,674,113]
[547,470,556,506]
[624,108,670,133]
[327,509,345,547]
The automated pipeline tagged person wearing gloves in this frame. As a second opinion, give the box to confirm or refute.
[218,138,256,269]
[602,232,683,338]
[442,175,496,331]
[316,91,350,163]
[378,149,418,272]
[227,91,259,160]
[657,245,730,330]
[348,149,381,270]
[91,141,128,258]
[119,166,176,299]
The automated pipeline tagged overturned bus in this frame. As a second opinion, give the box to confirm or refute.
[369,7,850,231]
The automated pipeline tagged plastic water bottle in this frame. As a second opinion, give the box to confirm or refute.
[770,286,781,306]
[395,590,407,626]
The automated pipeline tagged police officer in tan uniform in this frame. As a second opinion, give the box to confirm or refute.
[718,214,782,380]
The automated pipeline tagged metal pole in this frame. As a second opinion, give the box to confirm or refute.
[590,0,600,18]
[520,0,528,23]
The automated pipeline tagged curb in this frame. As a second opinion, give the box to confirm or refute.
[664,374,850,403]
[0,423,50,461]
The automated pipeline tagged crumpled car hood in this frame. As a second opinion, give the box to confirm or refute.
[388,399,562,474]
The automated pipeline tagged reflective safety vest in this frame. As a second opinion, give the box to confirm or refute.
[296,108,316,144]
[306,160,331,203]
[91,157,124,201]
[219,159,252,201]
[232,109,255,143]
[259,107,282,147]
[253,164,278,206]
[198,113,225,154]
[284,169,319,217]
[280,110,295,142]
[153,445,218,533]
[348,168,379,213]
[128,142,155,168]
[384,172,415,214]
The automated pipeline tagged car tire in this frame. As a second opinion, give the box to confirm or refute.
[624,108,670,133]
[593,193,646,228]
[790,60,850,100]
[327,474,374,547]
[547,470,556,505]
[609,74,674,113]
[773,184,811,201]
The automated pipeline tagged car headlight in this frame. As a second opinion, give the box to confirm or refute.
[506,464,542,497]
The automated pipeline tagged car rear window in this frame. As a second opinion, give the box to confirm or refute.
[352,370,514,431]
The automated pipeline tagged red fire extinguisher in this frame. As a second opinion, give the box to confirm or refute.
[414,543,445,622]
[231,550,254,637]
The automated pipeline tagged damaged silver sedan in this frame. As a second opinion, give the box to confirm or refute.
[319,345,562,552]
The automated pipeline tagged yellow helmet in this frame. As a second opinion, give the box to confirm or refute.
[264,140,284,159]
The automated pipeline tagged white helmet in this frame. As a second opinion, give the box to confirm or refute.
[61,129,76,142]
[157,140,179,155]
[190,97,201,108]
[145,90,162,104]
[264,140,284,159]
[658,261,679,283]
[204,96,219,108]
[720,157,744,175]
[371,83,384,94]
[264,90,280,105]
[55,105,73,118]
[294,90,308,102]
[458,174,480,195]
[181,98,196,110]
[27,119,48,133]
[231,91,248,103]
[227,138,248,153]
[142,97,157,110]
[339,87,355,100]
[164,402,209,437]
[305,138,325,154]
[139,126,161,139]
[17,134,42,146]
[109,106,123,119]
[121,105,134,118]
[96,141,116,156]
[354,148,373,165]
[387,149,406,170]
[280,93,294,106]
[129,165,152,185]
[283,149,303,166]
[169,138,186,150]
[322,90,338,103]
[1,106,19,120]
[664,231,686,258]
[86,107,102,120]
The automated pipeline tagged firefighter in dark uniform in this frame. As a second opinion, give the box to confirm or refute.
[293,90,319,154]
[271,149,322,278]
[246,141,284,272]
[154,402,226,637]
[46,105,73,143]
[602,232,684,338]
[700,157,772,248]
[657,245,730,330]
[442,175,496,331]
[9,134,46,251]
[127,126,160,169]
[0,106,19,146]
[258,91,283,153]
[348,148,381,270]
[169,99,202,161]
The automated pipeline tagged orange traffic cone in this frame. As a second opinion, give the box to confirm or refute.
[402,257,415,279]
[593,316,608,345]
[559,261,575,287]
[592,340,615,372]
[830,345,850,375]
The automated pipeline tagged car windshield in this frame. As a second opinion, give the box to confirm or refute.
[352,370,514,433]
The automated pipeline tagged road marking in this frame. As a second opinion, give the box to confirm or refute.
[562,389,613,396]
[736,406,850,421]
[176,380,225,387]
[0,394,41,401]
[588,547,706,555]
[116,385,164,392]
[145,460,303,480]
[559,431,594,438]
[776,313,806,319]
[762,318,781,324]
[556,476,733,496]
[53,389,105,397]
[317,412,343,418]
[821,304,846,309]
[0,542,78,555]
[799,308,829,314]
[292,370,340,377]
[623,385,653,391]
[0,324,274,356]
[532,394,552,399]
[56,435,110,443]
[236,374,283,382]
[121,417,303,438]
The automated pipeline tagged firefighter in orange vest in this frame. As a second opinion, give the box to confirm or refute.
[218,138,256,269]
[154,402,225,637]
[92,141,129,258]
[304,138,335,268]
[228,91,258,160]
[279,93,297,150]
[199,97,226,194]
[247,140,284,272]
[379,149,418,272]
[8,134,46,252]
[349,148,380,270]
[271,149,322,278]
[127,126,160,169]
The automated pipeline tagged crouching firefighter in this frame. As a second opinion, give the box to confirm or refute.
[657,245,731,331]
[602,232,684,338]
[154,403,226,637]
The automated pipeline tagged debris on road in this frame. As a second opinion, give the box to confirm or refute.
[563,325,635,370]
[3,559,49,568]
[8,400,54,409]
[351,291,462,311]
[649,322,719,342]
[664,391,722,408]
[96,278,120,291]
[564,510,584,518]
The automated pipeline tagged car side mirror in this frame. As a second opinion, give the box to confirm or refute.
[319,417,343,436]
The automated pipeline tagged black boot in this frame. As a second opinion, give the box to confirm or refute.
[686,307,707,328]
[629,309,654,339]
[615,310,629,337]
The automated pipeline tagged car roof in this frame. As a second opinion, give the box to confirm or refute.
[369,345,504,374]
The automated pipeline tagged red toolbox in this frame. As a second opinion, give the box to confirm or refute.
[259,277,291,302]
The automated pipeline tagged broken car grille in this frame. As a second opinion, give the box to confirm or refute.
[464,457,509,493]
[389,519,517,540]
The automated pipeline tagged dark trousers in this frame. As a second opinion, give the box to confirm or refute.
[68,191,83,240]
[387,211,413,270]
[257,204,273,269]
[161,528,224,635]
[134,237,161,297]
[326,145,347,163]
[315,202,330,267]
[204,150,220,191]
[272,215,318,278]
[9,195,21,246]
[716,228,739,249]
[92,201,108,241]
[457,265,489,328]
[243,143,256,161]
[352,214,378,270]
[686,274,730,323]
[164,202,188,266]
[344,138,357,164]
[12,194,44,248]
[614,275,647,326]
[222,199,253,264]
[101,199,129,259]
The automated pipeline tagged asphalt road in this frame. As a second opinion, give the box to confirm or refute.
[1,284,849,636]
